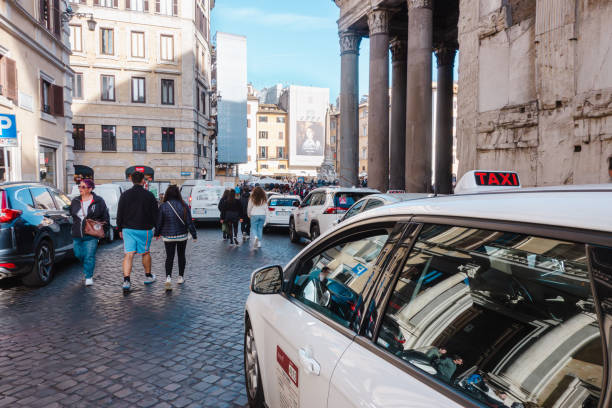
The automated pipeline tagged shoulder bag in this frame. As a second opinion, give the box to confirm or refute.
[82,200,106,239]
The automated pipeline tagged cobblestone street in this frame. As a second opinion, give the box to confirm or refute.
[0,226,303,408]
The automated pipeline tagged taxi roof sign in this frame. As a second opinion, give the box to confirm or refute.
[455,170,520,194]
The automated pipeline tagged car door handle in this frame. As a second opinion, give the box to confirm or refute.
[298,348,320,376]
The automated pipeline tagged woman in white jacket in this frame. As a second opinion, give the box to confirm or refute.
[247,186,268,248]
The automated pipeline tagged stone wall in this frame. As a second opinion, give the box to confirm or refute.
[458,0,612,185]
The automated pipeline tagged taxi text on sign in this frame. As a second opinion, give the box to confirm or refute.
[0,114,17,147]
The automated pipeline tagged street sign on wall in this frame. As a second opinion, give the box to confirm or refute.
[0,114,17,147]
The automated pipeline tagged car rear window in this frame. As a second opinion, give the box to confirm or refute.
[270,198,299,207]
[30,187,57,210]
[333,192,370,209]
[13,188,34,208]
[180,186,193,200]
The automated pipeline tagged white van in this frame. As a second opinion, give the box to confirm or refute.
[94,184,123,240]
[190,184,225,221]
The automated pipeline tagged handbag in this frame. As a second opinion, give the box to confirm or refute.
[82,200,105,239]
[167,202,190,240]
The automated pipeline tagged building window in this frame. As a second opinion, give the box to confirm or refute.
[330,135,336,144]
[260,164,268,169]
[99,0,115,7]
[362,126,367,137]
[39,78,64,116]
[279,164,286,169]
[247,119,251,128]
[258,116,268,122]
[132,126,146,151]
[0,56,18,104]
[201,90,206,114]
[259,146,267,159]
[331,121,336,130]
[361,147,367,160]
[160,35,174,61]
[247,104,251,115]
[69,25,82,52]
[161,79,174,105]
[162,127,175,152]
[73,73,83,99]
[73,124,85,151]
[258,131,268,139]
[101,125,116,151]
[157,0,176,16]
[131,31,145,58]
[276,117,285,123]
[129,0,145,11]
[100,28,114,55]
[247,138,251,148]
[41,79,51,113]
[131,77,146,103]
[277,147,285,158]
[278,131,284,140]
[100,75,115,101]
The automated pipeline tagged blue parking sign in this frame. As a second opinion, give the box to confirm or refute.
[0,114,17,146]
[352,263,368,276]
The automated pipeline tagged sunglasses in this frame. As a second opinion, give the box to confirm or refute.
[78,185,91,189]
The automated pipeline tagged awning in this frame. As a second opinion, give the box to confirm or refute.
[74,165,94,177]
[125,166,154,179]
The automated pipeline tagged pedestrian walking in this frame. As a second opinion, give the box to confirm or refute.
[70,179,110,286]
[117,171,159,292]
[220,187,244,246]
[155,185,197,291]
[240,187,251,242]
[218,189,231,240]
[247,186,267,249]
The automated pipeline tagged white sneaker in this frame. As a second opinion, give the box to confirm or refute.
[177,276,184,284]
[85,278,93,286]
[256,240,262,248]
[164,276,172,291]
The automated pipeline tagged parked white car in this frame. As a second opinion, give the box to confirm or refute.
[190,183,226,221]
[94,184,123,241]
[244,170,612,408]
[264,195,301,228]
[289,187,379,242]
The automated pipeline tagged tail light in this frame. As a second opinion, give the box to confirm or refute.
[268,207,275,211]
[323,207,346,215]
[0,191,21,223]
[0,263,15,269]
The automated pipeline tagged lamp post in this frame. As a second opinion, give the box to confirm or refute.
[61,3,96,31]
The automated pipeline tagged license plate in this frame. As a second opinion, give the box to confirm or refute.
[276,211,287,216]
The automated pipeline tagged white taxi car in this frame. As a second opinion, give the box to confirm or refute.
[265,195,301,228]
[244,171,612,408]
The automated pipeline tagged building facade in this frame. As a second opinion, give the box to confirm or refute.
[255,104,288,176]
[0,0,73,190]
[242,83,258,175]
[68,0,213,185]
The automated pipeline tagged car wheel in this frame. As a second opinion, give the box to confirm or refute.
[22,240,55,287]
[289,219,299,243]
[310,224,320,241]
[244,318,265,408]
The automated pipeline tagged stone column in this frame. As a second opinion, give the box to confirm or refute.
[434,46,456,194]
[405,0,433,192]
[389,37,407,190]
[367,9,391,192]
[339,30,361,187]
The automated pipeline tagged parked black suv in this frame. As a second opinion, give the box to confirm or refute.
[0,182,73,286]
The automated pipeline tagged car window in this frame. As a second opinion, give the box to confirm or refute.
[290,230,390,329]
[376,224,605,408]
[270,198,299,207]
[49,189,71,208]
[309,193,323,207]
[363,199,383,211]
[180,186,193,201]
[13,188,34,208]
[30,187,58,210]
[344,200,366,219]
[333,192,370,210]
[301,194,313,207]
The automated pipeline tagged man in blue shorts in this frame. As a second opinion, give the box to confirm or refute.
[117,171,159,291]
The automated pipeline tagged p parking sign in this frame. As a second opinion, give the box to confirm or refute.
[0,114,17,147]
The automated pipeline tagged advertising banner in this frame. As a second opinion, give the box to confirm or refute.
[288,86,329,167]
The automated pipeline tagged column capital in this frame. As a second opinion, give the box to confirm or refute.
[390,38,407,62]
[339,30,362,55]
[367,9,390,36]
[434,46,457,67]
[408,0,433,10]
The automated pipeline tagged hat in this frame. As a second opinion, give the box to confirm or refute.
[235,186,241,194]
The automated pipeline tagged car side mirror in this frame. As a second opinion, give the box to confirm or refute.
[250,265,283,295]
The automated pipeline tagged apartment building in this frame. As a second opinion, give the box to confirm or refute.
[0,0,73,190]
[256,104,288,176]
[68,0,213,185]
[242,84,258,175]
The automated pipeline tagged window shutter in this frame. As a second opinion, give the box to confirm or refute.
[144,0,148,10]
[93,0,99,5]
[113,0,118,7]
[81,0,86,3]
[173,0,177,15]
[52,85,64,117]
[52,0,60,36]
[126,0,130,9]
[5,58,18,104]
[155,0,160,12]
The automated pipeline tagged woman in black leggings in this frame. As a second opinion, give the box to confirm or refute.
[220,187,244,246]
[155,185,197,290]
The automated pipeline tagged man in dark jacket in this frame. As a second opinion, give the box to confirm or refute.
[240,187,251,241]
[117,171,159,291]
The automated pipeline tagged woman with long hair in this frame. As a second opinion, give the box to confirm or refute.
[247,186,267,249]
[218,189,231,240]
[155,185,197,291]
[220,187,244,246]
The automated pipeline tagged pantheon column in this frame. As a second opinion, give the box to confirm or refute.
[434,46,456,194]
[405,0,433,193]
[389,38,407,190]
[339,30,361,187]
[367,8,391,193]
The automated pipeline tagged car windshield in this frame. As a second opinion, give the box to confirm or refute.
[333,192,370,209]
[180,186,192,200]
[270,198,299,207]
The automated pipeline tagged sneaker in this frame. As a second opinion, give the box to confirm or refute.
[122,280,131,292]
[242,235,247,242]
[253,237,258,248]
[164,276,172,291]
[256,240,262,248]
[144,274,156,284]
[234,238,240,246]
[85,278,93,286]
[177,276,184,284]
[245,234,250,240]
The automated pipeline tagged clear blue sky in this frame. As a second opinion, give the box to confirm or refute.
[211,0,456,104]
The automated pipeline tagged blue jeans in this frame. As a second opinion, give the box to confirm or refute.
[73,236,98,279]
[250,215,266,241]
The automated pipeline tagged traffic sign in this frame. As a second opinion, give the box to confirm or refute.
[0,114,17,147]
